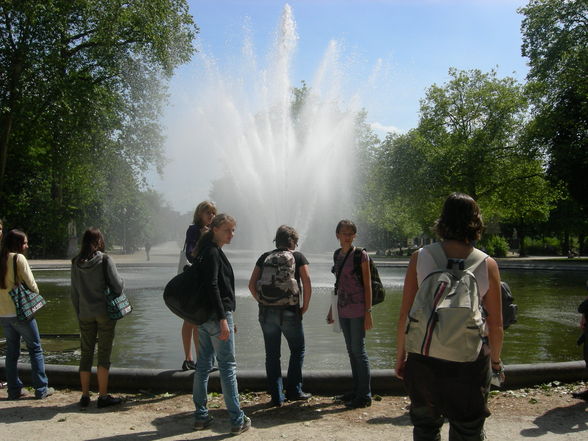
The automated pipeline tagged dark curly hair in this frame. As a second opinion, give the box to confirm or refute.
[434,193,484,243]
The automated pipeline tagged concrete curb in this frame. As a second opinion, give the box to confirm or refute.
[1,361,585,394]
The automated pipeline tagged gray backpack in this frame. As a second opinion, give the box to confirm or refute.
[405,243,488,362]
[256,249,300,306]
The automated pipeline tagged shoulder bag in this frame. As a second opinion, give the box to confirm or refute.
[8,254,46,321]
[102,255,132,320]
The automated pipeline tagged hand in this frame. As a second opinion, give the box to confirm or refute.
[301,303,309,315]
[581,315,586,330]
[234,324,238,334]
[364,311,373,331]
[219,319,230,341]
[326,307,334,324]
[395,357,405,380]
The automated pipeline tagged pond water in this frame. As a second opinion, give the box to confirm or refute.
[1,250,586,371]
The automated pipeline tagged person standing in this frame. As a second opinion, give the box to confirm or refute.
[0,229,53,399]
[192,214,250,435]
[395,193,504,441]
[180,200,217,371]
[326,220,373,408]
[71,227,124,408]
[572,280,588,401]
[248,225,312,407]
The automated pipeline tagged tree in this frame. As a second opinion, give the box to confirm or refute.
[0,0,197,256]
[520,0,588,209]
[378,68,557,251]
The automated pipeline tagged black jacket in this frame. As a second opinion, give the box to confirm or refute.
[199,244,235,319]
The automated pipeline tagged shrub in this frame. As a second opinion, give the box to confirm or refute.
[480,235,509,257]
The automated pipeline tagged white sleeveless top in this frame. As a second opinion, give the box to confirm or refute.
[416,246,489,297]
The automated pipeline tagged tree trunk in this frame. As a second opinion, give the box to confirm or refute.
[0,113,13,194]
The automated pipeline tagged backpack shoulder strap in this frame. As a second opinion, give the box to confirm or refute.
[425,242,447,269]
[464,248,487,273]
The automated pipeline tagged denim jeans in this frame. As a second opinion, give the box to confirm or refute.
[0,317,49,398]
[259,306,305,403]
[339,316,371,401]
[193,312,245,427]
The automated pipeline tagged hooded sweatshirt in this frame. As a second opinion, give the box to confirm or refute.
[71,251,124,320]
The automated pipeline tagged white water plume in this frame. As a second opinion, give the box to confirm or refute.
[167,4,383,251]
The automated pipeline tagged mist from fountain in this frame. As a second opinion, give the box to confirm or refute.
[174,4,380,251]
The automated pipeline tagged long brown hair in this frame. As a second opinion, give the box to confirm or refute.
[0,229,27,289]
[78,227,106,261]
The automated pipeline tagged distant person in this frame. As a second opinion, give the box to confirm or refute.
[572,280,588,401]
[180,200,217,371]
[326,220,373,408]
[248,225,312,407]
[395,193,504,441]
[71,227,124,408]
[144,240,151,261]
[192,214,250,435]
[0,229,54,399]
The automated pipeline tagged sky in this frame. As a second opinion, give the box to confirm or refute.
[154,0,530,213]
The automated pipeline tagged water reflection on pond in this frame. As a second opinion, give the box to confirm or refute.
[1,251,586,370]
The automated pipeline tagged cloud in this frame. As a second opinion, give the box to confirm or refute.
[369,121,404,135]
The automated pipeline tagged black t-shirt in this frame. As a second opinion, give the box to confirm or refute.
[255,249,309,309]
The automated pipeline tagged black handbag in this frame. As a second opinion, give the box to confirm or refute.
[164,260,212,325]
[8,254,46,321]
[102,255,132,320]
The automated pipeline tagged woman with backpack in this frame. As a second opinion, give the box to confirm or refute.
[248,225,313,407]
[179,200,217,371]
[395,193,504,441]
[0,229,53,400]
[326,219,373,409]
[192,214,250,435]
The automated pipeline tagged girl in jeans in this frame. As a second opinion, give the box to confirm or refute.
[71,228,124,408]
[0,229,53,399]
[192,214,250,435]
[327,219,373,408]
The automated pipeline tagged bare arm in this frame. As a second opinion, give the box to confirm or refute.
[361,258,373,331]
[395,251,419,379]
[483,257,504,368]
[248,266,261,302]
[299,264,312,314]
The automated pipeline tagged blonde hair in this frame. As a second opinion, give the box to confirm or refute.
[193,200,217,226]
[194,213,236,255]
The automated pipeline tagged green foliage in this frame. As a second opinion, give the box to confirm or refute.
[374,68,558,239]
[523,236,562,256]
[480,235,509,258]
[520,0,588,209]
[0,0,197,256]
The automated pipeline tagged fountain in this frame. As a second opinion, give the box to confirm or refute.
[169,4,376,251]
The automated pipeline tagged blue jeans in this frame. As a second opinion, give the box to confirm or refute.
[339,316,371,401]
[259,306,305,403]
[0,317,49,399]
[193,312,245,427]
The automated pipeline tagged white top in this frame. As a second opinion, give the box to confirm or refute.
[416,246,489,297]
